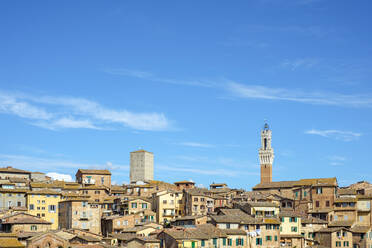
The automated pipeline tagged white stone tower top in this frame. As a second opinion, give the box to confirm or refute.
[259,123,274,165]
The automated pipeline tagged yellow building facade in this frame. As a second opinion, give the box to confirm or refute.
[26,190,62,229]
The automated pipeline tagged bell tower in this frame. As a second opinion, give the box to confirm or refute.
[259,122,274,183]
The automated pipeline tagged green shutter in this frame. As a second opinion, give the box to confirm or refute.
[223,238,226,245]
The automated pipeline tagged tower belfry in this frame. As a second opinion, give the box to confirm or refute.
[259,122,274,183]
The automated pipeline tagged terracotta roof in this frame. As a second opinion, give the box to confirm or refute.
[161,224,227,240]
[317,227,350,233]
[223,229,247,235]
[0,238,24,248]
[126,236,160,244]
[27,189,61,195]
[328,220,354,227]
[337,188,357,195]
[334,197,357,203]
[351,225,371,233]
[279,211,303,217]
[0,166,30,174]
[174,180,195,184]
[253,181,297,190]
[111,233,136,241]
[1,212,51,225]
[295,178,338,187]
[301,217,328,224]
[253,177,338,190]
[73,235,100,242]
[77,169,111,175]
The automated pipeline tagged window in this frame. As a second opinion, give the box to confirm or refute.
[290,217,297,222]
[131,203,137,208]
[316,201,320,208]
[194,197,198,202]
[142,203,147,209]
[343,241,349,247]
[274,236,278,241]
[201,240,205,247]
[41,213,45,217]
[48,205,56,212]
[236,238,243,245]
[336,241,341,247]
[30,204,34,210]
[163,200,167,204]
[82,201,87,207]
[201,198,205,202]
[101,177,104,184]
[291,227,298,232]
[266,236,272,241]
[304,191,307,197]
[30,225,37,231]
[316,187,323,194]
[222,238,226,246]
[228,239,232,246]
[281,217,285,222]
[17,201,21,207]
[213,238,217,246]
[326,201,330,207]
[295,192,298,198]
[256,238,262,245]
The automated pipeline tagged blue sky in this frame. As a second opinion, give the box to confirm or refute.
[1,0,372,188]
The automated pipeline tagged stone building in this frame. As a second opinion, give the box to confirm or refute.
[75,169,111,188]
[174,180,195,191]
[130,150,154,183]
[58,198,101,234]
[79,185,110,203]
[101,214,142,236]
[0,188,27,210]
[315,227,353,248]
[0,212,51,233]
[0,166,31,180]
[184,188,214,216]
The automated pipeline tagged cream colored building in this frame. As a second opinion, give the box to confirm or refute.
[130,150,154,183]
[153,190,184,224]
[279,211,304,247]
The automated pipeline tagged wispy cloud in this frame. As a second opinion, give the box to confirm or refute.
[226,81,372,107]
[176,142,215,148]
[0,154,129,175]
[104,68,216,88]
[105,69,372,109]
[0,91,171,131]
[281,58,319,71]
[305,129,362,141]
[328,155,347,166]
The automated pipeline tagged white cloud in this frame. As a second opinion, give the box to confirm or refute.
[0,91,171,131]
[227,82,372,107]
[177,142,215,148]
[328,155,347,166]
[104,68,216,88]
[34,118,101,130]
[46,172,73,182]
[0,154,129,174]
[281,58,319,71]
[305,129,362,141]
[0,94,52,120]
